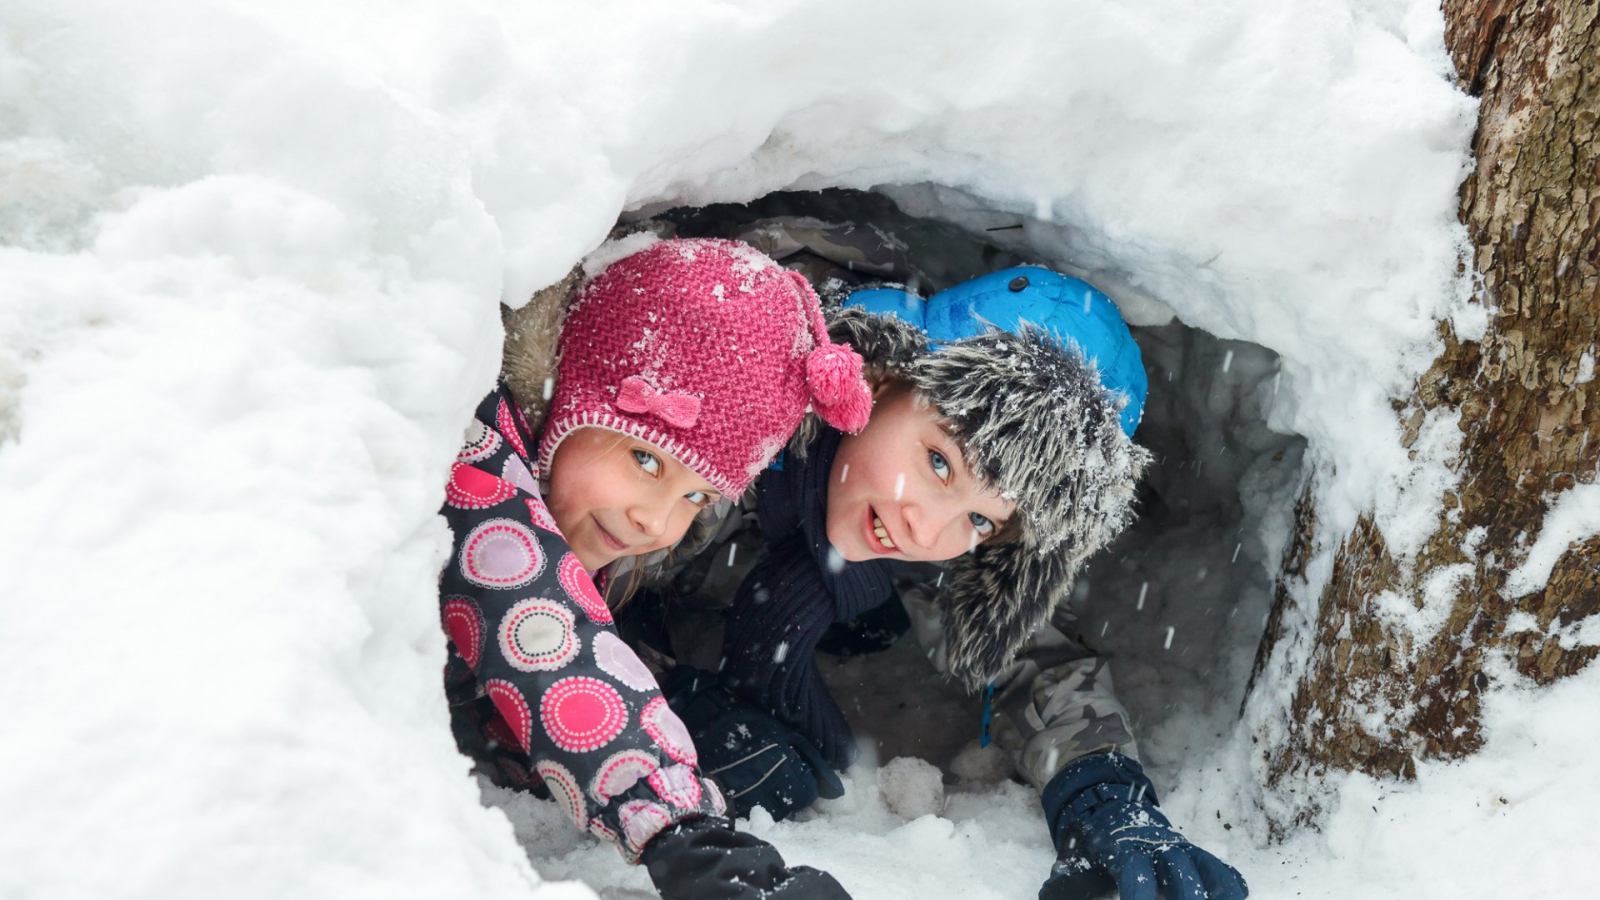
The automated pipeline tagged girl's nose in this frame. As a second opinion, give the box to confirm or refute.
[628,498,670,538]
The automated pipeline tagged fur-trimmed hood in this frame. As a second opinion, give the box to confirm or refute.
[828,306,1151,690]
[500,263,584,433]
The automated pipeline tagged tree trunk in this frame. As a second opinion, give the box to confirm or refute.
[1249,0,1599,822]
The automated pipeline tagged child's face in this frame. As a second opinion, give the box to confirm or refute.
[825,386,1015,563]
[546,428,720,571]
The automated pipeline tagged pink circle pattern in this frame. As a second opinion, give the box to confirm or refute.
[445,463,518,510]
[458,418,501,464]
[498,398,529,460]
[588,819,618,846]
[498,598,579,673]
[592,631,658,692]
[502,454,540,496]
[485,679,532,752]
[535,760,588,829]
[441,596,484,669]
[525,498,563,538]
[460,518,545,589]
[558,552,612,624]
[619,800,674,856]
[591,749,660,804]
[483,715,520,753]
[497,755,533,789]
[540,676,628,753]
[639,696,697,766]
[701,777,727,816]
[649,764,704,810]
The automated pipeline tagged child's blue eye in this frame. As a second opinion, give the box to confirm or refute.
[969,512,995,536]
[632,449,661,475]
[684,490,709,506]
[928,449,951,482]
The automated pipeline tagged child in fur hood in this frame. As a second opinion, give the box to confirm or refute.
[441,236,868,900]
[607,217,1250,900]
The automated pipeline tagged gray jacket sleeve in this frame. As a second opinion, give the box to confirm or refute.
[898,567,1139,791]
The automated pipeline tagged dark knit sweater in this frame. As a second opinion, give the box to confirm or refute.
[719,428,896,769]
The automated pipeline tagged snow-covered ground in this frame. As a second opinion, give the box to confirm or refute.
[4,1,1597,898]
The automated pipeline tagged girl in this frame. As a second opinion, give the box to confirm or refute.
[437,237,870,900]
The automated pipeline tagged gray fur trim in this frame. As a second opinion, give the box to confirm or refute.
[501,264,583,431]
[788,306,929,458]
[940,536,1077,691]
[917,325,1151,687]
[911,325,1148,556]
[822,311,1151,688]
[826,305,928,379]
[921,326,1150,686]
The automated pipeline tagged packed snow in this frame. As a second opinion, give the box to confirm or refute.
[4,1,1596,899]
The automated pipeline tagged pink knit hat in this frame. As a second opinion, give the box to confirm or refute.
[538,237,872,497]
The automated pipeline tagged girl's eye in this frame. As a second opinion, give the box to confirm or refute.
[928,449,951,482]
[969,512,995,537]
[684,491,710,507]
[632,449,661,475]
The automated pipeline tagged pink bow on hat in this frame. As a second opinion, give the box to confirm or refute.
[615,376,702,428]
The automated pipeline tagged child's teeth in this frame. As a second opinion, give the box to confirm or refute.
[870,515,895,548]
[870,514,895,548]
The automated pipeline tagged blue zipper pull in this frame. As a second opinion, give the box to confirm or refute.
[979,680,996,748]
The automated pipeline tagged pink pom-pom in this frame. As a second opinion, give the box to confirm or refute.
[807,343,872,433]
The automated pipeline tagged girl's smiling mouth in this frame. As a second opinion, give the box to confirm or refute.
[594,518,629,553]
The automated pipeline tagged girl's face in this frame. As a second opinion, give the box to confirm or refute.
[546,428,721,571]
[826,386,1015,563]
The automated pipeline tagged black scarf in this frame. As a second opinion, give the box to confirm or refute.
[719,428,895,769]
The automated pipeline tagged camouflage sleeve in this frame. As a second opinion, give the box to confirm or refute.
[899,570,1139,792]
[437,385,724,862]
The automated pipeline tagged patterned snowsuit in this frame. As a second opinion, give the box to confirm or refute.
[438,384,722,861]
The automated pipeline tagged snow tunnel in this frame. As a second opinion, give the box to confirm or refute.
[470,185,1318,886]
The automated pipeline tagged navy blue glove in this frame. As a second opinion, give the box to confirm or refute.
[1040,753,1247,900]
[662,667,845,821]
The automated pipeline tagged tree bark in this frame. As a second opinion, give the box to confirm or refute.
[1250,0,1599,820]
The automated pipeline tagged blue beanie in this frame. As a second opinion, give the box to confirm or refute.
[845,267,1146,437]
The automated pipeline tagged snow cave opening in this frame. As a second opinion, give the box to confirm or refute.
[646,188,1308,783]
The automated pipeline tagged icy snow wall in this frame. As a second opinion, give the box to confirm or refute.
[1,1,1484,898]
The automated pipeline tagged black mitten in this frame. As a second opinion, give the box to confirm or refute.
[641,816,852,900]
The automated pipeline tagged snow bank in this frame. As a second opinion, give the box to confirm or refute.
[6,0,1572,898]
